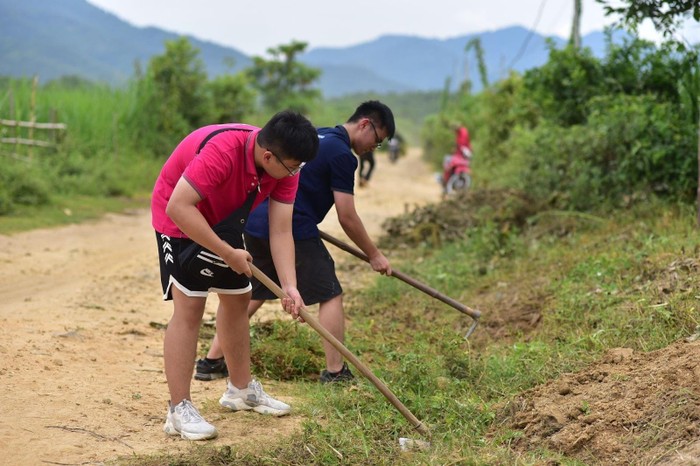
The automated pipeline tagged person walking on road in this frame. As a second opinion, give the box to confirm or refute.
[358,150,375,187]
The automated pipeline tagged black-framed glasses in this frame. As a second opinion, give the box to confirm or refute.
[368,120,383,149]
[268,149,305,176]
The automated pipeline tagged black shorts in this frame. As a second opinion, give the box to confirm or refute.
[245,233,342,305]
[156,231,251,301]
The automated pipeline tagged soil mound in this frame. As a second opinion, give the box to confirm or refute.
[500,340,700,465]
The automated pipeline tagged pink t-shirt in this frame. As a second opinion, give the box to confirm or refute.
[455,126,471,151]
[151,124,299,238]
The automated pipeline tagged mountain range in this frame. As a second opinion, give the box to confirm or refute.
[1,0,621,97]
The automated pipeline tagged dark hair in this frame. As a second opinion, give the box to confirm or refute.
[258,110,319,163]
[347,100,396,139]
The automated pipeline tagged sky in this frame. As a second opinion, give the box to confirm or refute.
[85,0,699,57]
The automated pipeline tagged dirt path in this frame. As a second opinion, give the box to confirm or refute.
[3,146,699,465]
[0,148,440,465]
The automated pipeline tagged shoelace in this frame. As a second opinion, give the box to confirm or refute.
[178,400,205,423]
[249,379,265,402]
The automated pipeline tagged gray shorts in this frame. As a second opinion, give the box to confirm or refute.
[245,233,342,305]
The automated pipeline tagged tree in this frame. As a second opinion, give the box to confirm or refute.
[597,0,700,224]
[465,38,489,90]
[130,37,211,155]
[206,73,256,123]
[596,0,700,39]
[148,37,210,130]
[570,0,582,49]
[246,41,321,115]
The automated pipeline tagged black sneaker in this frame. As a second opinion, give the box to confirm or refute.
[194,357,228,381]
[320,362,355,384]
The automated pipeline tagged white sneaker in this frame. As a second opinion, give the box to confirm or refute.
[219,379,291,416]
[163,399,218,440]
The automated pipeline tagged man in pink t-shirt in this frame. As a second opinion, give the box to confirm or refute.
[152,111,318,441]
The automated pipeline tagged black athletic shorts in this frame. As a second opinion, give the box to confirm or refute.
[156,231,251,301]
[245,233,342,305]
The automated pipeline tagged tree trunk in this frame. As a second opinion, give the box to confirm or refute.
[570,0,582,49]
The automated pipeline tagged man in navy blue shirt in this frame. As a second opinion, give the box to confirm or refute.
[197,101,396,383]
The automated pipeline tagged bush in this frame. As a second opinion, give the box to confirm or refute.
[0,162,51,211]
[586,93,696,201]
[506,93,696,210]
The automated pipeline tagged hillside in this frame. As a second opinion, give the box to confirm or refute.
[1,0,624,97]
[0,0,251,85]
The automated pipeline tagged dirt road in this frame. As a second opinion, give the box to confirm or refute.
[0,148,440,465]
[4,145,698,465]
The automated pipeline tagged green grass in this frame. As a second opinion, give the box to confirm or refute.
[0,179,689,464]
[0,193,150,234]
[111,194,700,465]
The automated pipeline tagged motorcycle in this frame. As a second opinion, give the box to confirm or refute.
[439,147,472,196]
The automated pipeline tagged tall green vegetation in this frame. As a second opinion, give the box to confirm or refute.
[128,37,211,156]
[465,37,489,90]
[1,35,444,220]
[0,76,155,215]
[424,31,699,212]
[0,37,321,217]
[246,40,322,115]
[127,37,258,156]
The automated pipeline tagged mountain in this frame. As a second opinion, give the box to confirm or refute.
[303,28,629,97]
[0,0,251,84]
[302,28,559,96]
[0,0,623,97]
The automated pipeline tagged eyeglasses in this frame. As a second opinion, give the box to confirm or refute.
[367,120,383,149]
[268,149,305,176]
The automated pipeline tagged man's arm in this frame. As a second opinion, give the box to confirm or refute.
[166,177,252,276]
[334,191,391,275]
[268,199,303,317]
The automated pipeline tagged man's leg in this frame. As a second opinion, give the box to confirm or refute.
[204,299,266,360]
[248,298,266,319]
[365,155,375,181]
[216,293,254,389]
[163,287,218,440]
[164,287,207,404]
[318,294,345,373]
[216,293,291,416]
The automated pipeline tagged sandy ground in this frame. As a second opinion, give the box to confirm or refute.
[3,145,699,465]
[0,148,439,465]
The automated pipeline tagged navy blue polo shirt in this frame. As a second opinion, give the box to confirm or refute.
[245,125,357,240]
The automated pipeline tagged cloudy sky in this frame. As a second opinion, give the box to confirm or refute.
[84,0,698,56]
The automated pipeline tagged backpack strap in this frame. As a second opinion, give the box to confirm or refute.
[196,126,253,154]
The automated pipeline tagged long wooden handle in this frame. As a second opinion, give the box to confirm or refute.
[318,230,481,337]
[249,263,430,437]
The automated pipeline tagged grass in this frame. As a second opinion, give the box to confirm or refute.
[7,189,692,465]
[0,193,150,235]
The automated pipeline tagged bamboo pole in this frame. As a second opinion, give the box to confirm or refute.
[28,76,38,159]
[9,90,18,156]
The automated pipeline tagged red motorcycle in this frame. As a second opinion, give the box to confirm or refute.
[440,147,472,196]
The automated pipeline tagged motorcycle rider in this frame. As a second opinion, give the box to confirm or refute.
[441,123,472,196]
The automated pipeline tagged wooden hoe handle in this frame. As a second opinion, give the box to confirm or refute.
[318,230,481,338]
[250,263,430,437]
